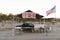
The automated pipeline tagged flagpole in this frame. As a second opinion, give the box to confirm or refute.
[53,6,56,24]
[53,5,56,23]
[54,12,56,23]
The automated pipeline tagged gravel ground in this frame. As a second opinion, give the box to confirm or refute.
[0,27,60,40]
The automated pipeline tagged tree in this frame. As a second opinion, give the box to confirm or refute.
[8,13,14,20]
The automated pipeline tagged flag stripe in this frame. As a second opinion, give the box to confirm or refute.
[46,6,56,16]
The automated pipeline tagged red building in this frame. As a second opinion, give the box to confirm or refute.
[17,10,44,19]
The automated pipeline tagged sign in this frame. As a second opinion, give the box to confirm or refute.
[22,12,36,18]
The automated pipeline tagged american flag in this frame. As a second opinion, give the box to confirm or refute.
[46,6,56,16]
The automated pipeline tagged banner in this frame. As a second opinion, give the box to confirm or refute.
[22,12,36,18]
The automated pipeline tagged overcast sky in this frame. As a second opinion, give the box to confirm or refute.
[0,0,59,18]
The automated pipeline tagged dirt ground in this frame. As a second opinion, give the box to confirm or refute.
[0,27,60,40]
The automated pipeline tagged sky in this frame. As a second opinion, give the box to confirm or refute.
[0,0,59,18]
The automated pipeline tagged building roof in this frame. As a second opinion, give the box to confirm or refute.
[16,10,44,19]
[25,10,32,12]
